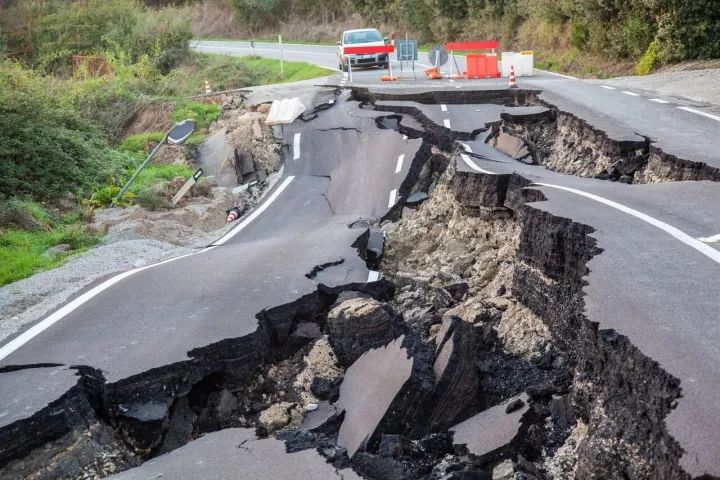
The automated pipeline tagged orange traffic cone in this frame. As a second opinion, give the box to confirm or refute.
[204,80,212,94]
[508,66,518,88]
[226,207,241,223]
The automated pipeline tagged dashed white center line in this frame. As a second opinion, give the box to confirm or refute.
[677,106,720,122]
[649,98,669,104]
[367,270,380,282]
[395,154,405,174]
[292,133,301,160]
[441,104,448,112]
[388,189,398,208]
[600,85,616,90]
[402,135,408,141]
[622,91,640,96]
[443,119,451,129]
[534,183,720,265]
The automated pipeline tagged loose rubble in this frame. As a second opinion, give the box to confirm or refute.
[0,87,703,480]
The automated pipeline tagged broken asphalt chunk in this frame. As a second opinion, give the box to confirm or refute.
[450,393,530,460]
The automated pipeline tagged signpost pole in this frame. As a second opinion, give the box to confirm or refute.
[278,35,284,79]
[116,134,167,200]
[348,55,353,82]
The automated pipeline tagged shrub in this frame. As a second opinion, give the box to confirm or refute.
[570,23,589,51]
[636,40,658,76]
[84,186,136,209]
[0,61,135,200]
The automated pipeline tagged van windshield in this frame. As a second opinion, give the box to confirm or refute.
[344,30,383,44]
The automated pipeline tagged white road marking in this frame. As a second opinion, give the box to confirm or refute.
[649,98,669,104]
[534,183,720,265]
[402,135,408,141]
[536,69,578,80]
[293,133,301,160]
[395,154,405,174]
[0,175,296,361]
[677,106,720,122]
[443,119,451,129]
[461,143,472,153]
[460,154,496,175]
[698,234,720,243]
[600,85,616,90]
[388,189,398,208]
[441,104,448,112]
[622,90,640,96]
[214,176,295,246]
[367,270,380,282]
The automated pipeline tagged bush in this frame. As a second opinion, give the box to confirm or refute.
[0,61,135,200]
[570,23,589,51]
[636,40,658,76]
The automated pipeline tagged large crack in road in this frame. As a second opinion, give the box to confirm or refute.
[1,86,719,479]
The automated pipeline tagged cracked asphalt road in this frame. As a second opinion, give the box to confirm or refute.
[2,43,720,476]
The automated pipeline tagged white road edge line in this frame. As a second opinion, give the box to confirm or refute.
[0,175,297,361]
[293,133,301,160]
[388,189,398,208]
[698,234,720,243]
[621,90,640,96]
[649,98,669,104]
[461,143,472,153]
[441,104,448,112]
[600,85,616,90]
[677,106,720,122]
[367,270,380,282]
[443,119,451,129]
[535,69,578,80]
[395,154,405,174]
[535,183,720,265]
[460,154,496,175]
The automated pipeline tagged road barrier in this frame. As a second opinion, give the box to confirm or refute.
[445,41,500,79]
[343,45,396,82]
[204,80,212,94]
[500,51,534,77]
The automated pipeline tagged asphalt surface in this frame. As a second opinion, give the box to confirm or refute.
[1,40,720,478]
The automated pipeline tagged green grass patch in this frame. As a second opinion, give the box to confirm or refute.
[118,131,166,156]
[172,100,221,130]
[126,163,194,196]
[164,52,332,96]
[0,225,101,286]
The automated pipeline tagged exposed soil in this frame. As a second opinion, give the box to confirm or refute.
[0,88,712,480]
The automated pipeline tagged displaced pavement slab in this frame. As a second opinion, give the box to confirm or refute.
[336,335,413,458]
[450,393,529,457]
[108,428,362,480]
[0,366,78,428]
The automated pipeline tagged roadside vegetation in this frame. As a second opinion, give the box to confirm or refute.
[0,0,331,286]
[193,0,720,77]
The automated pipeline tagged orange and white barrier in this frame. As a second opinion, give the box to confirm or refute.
[508,66,518,88]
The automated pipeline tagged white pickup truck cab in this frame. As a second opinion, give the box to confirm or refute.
[336,28,389,72]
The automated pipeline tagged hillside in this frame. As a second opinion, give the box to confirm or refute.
[192,0,720,77]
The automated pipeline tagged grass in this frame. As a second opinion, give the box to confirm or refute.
[0,201,102,286]
[165,52,333,96]
[126,164,194,196]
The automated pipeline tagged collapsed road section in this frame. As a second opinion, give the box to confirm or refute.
[1,86,720,480]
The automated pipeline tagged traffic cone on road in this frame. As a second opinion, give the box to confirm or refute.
[204,80,212,94]
[226,206,242,223]
[508,66,518,88]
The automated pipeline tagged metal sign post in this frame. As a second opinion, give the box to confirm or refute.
[171,168,204,206]
[396,37,418,80]
[278,35,284,79]
[116,119,196,201]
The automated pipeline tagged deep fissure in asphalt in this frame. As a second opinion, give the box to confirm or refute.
[0,88,708,479]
